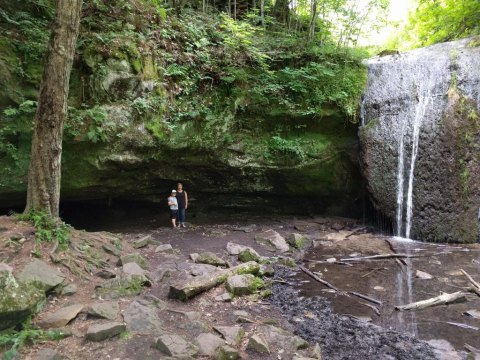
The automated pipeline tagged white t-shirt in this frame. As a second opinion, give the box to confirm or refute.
[168,196,178,210]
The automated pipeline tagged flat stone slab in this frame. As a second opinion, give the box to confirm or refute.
[153,334,198,357]
[17,259,65,292]
[155,244,174,253]
[196,252,228,267]
[213,325,245,346]
[124,300,163,334]
[88,301,119,320]
[194,333,224,356]
[255,230,289,252]
[38,304,84,329]
[86,322,126,341]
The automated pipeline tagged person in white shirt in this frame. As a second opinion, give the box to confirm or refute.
[167,190,178,228]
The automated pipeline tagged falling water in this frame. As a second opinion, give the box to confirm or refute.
[395,122,406,237]
[405,94,431,238]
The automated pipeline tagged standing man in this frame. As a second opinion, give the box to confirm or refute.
[176,182,188,228]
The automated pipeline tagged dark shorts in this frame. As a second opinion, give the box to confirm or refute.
[170,209,178,219]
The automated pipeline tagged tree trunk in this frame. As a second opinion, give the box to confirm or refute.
[25,0,83,217]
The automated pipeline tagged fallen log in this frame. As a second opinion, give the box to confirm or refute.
[464,343,480,356]
[348,291,382,305]
[169,261,260,301]
[299,265,340,292]
[461,269,480,290]
[341,254,422,262]
[395,291,467,311]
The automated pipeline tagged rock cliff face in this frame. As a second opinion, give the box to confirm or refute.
[0,2,363,215]
[360,37,480,243]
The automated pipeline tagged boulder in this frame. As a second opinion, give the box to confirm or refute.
[60,283,77,296]
[194,333,225,356]
[17,259,65,292]
[287,233,312,249]
[122,262,150,284]
[153,334,199,357]
[86,322,126,341]
[88,301,119,320]
[226,274,258,296]
[213,325,245,346]
[133,235,151,249]
[216,345,241,360]
[117,253,148,269]
[255,230,289,252]
[38,304,84,329]
[247,334,270,353]
[196,252,228,267]
[124,300,163,334]
[226,242,247,255]
[238,248,260,262]
[0,273,45,330]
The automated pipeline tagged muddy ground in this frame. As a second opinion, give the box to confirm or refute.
[1,211,479,359]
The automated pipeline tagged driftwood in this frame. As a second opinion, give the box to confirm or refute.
[361,267,387,278]
[348,291,382,305]
[341,254,422,262]
[395,291,467,311]
[304,259,353,266]
[461,269,480,289]
[360,301,381,316]
[169,261,260,301]
[299,265,340,292]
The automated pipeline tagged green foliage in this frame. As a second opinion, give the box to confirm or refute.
[392,0,480,49]
[66,106,112,142]
[16,211,71,251]
[0,323,65,360]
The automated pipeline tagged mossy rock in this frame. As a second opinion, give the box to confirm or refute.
[238,248,260,263]
[95,276,145,299]
[117,253,148,269]
[286,233,311,249]
[0,273,45,330]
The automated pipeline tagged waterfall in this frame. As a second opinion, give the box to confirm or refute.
[395,86,433,239]
[360,37,479,243]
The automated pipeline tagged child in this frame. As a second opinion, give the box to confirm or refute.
[168,190,178,228]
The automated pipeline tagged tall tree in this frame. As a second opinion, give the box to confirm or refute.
[25,0,83,217]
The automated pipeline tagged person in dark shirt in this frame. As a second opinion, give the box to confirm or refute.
[176,182,188,228]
